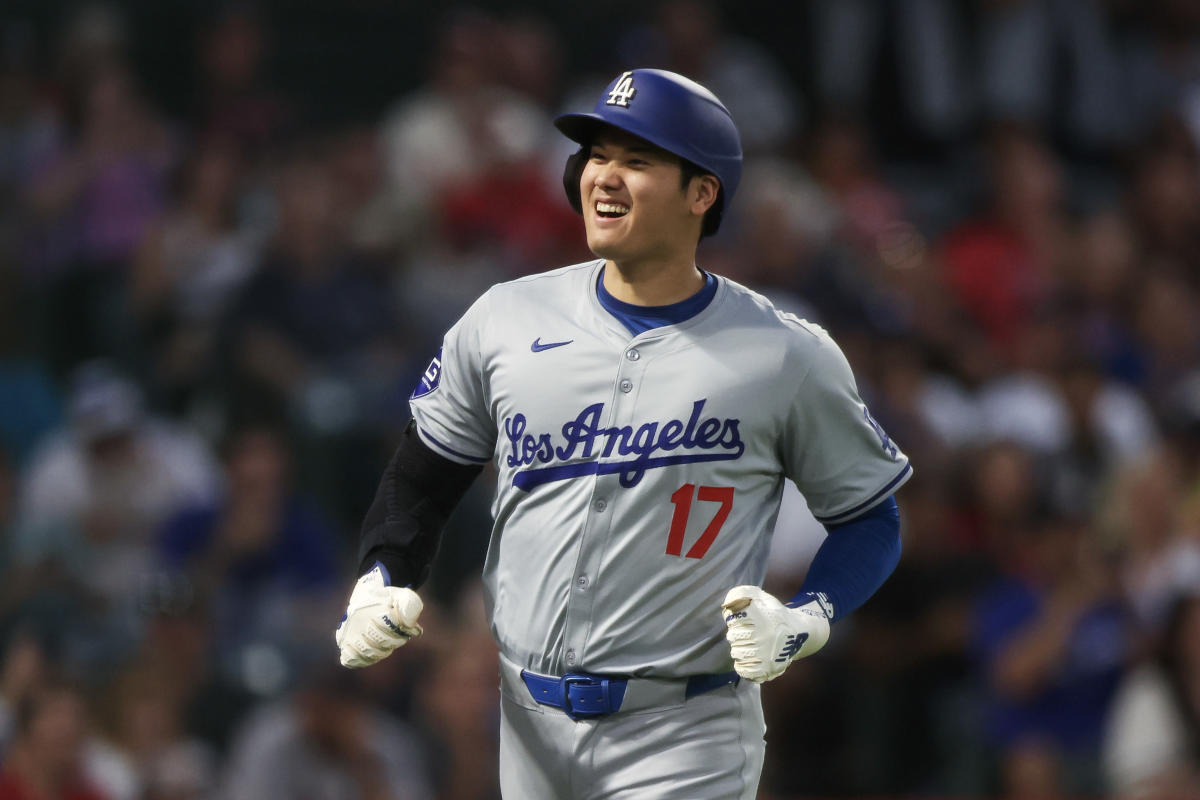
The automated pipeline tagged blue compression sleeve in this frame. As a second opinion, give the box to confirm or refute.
[791,495,901,622]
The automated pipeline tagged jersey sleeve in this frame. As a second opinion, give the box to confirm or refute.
[782,325,911,525]
[408,292,496,465]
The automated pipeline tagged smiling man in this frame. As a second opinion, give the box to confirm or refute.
[335,69,912,799]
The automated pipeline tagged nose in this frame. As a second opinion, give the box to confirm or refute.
[591,160,622,192]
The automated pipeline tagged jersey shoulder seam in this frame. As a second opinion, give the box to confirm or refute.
[493,259,602,290]
[716,276,823,339]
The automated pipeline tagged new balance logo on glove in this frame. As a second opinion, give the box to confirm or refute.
[721,585,831,683]
[775,632,810,663]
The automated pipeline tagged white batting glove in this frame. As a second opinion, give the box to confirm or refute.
[721,586,832,683]
[335,564,424,669]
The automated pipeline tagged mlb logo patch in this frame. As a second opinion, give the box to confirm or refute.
[411,349,443,399]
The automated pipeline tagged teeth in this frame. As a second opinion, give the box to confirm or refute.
[596,202,629,215]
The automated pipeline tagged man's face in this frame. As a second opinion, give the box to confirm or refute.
[580,128,713,268]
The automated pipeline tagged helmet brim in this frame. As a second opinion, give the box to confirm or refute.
[554,113,690,166]
[554,113,613,146]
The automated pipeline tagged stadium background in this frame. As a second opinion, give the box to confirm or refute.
[0,1,1198,798]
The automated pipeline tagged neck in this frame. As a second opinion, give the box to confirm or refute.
[602,256,704,306]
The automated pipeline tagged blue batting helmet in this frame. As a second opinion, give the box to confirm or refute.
[555,69,743,233]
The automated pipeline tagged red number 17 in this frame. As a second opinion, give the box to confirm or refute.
[666,484,734,559]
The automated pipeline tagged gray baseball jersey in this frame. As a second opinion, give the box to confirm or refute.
[410,259,910,679]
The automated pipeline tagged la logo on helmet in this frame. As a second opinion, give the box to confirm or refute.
[606,72,637,107]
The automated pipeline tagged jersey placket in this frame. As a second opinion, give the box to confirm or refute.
[558,337,651,672]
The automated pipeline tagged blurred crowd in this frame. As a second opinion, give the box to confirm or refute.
[0,1,1198,798]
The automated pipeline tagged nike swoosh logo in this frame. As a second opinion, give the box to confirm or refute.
[531,338,573,352]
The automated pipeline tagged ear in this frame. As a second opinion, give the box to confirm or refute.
[688,174,720,218]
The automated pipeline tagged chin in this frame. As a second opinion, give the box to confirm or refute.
[585,232,625,261]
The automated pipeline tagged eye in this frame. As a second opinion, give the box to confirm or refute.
[628,158,649,167]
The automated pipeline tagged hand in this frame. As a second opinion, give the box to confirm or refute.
[335,564,424,668]
[721,586,832,683]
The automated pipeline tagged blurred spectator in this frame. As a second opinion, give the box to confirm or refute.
[1047,357,1159,516]
[807,115,910,259]
[24,57,171,267]
[1126,127,1200,270]
[974,311,1072,458]
[870,340,970,471]
[23,60,173,372]
[125,597,256,761]
[940,125,1068,362]
[1104,593,1200,799]
[1059,209,1143,384]
[327,124,399,261]
[220,663,433,800]
[0,682,110,800]
[1101,449,1200,636]
[1130,270,1200,404]
[192,5,291,160]
[951,440,1042,555]
[223,154,407,519]
[10,362,220,647]
[129,136,263,418]
[386,9,583,345]
[379,10,552,256]
[157,425,342,664]
[225,155,404,429]
[718,157,836,321]
[972,513,1130,797]
[969,307,1156,492]
[89,663,215,800]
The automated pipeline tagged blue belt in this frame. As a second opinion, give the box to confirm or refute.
[520,669,740,720]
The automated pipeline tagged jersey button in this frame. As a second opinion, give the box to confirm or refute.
[619,379,633,393]
[565,649,577,666]
[626,348,640,361]
[577,575,589,590]
[593,499,607,512]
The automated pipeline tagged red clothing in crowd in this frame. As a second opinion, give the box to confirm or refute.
[0,771,109,800]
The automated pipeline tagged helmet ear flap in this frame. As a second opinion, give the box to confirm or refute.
[562,147,588,215]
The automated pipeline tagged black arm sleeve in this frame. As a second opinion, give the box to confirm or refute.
[356,420,484,587]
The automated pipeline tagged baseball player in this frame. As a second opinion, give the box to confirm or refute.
[336,69,911,799]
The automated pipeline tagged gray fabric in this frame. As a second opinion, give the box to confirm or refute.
[498,658,764,800]
[411,260,910,680]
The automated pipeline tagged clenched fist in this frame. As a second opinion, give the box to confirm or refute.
[335,564,424,668]
[720,586,832,683]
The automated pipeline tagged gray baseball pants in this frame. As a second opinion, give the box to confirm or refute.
[497,655,765,799]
